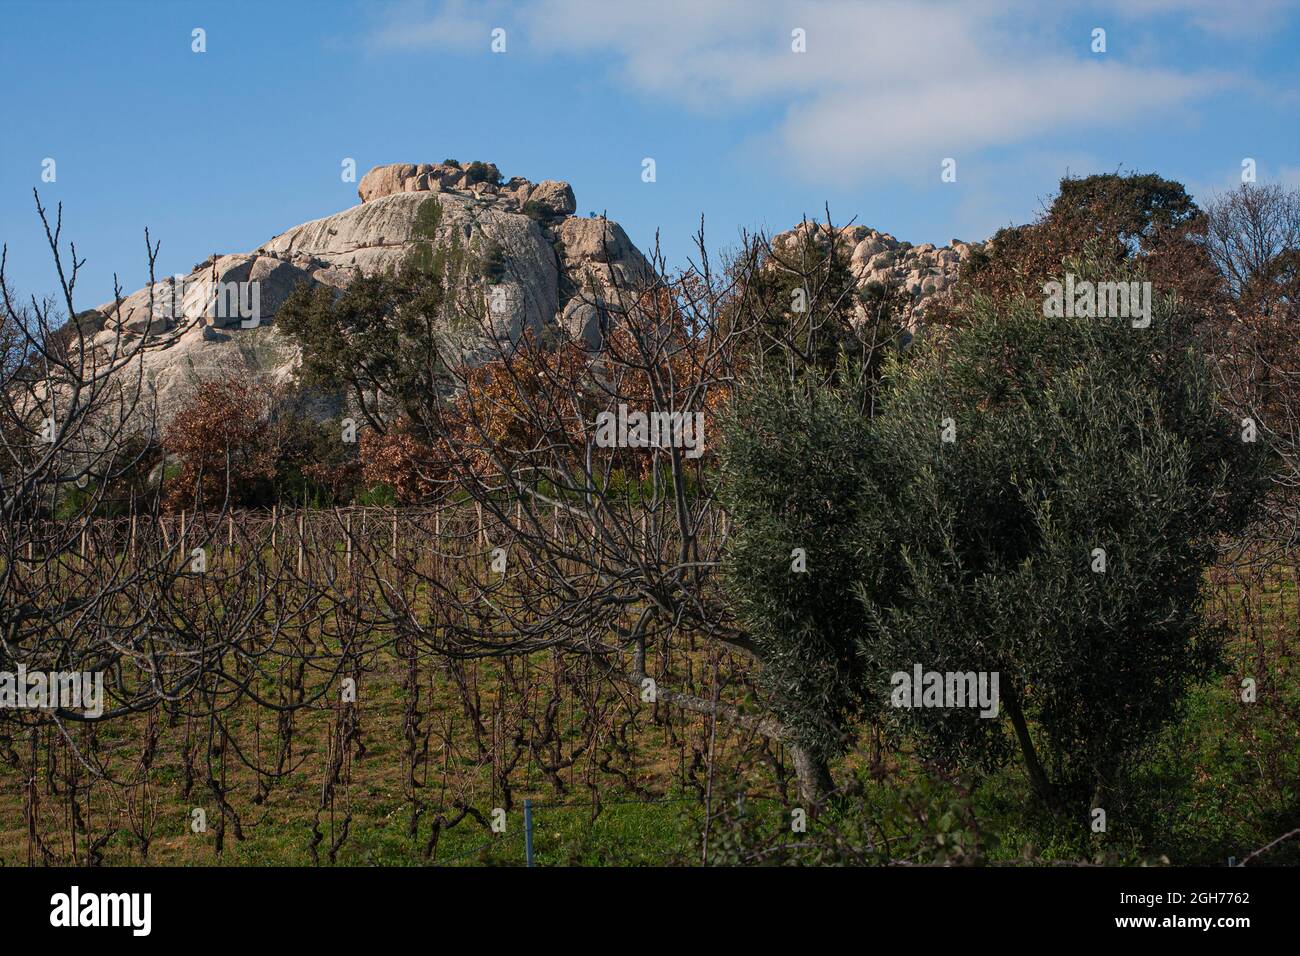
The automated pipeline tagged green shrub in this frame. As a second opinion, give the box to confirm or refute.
[477,240,507,282]
[463,161,503,186]
[356,484,396,507]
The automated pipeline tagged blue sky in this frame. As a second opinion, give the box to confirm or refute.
[2,0,1298,308]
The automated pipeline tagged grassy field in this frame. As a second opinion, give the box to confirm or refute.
[2,533,1298,867]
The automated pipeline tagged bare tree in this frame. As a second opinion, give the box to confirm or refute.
[1,195,370,863]
[1203,183,1300,317]
[340,212,896,805]
[1202,184,1300,552]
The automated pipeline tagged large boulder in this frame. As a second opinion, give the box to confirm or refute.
[92,162,653,425]
[527,180,577,218]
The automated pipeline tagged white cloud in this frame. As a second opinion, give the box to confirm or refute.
[1101,0,1300,38]
[774,60,1225,183]
[369,0,1279,182]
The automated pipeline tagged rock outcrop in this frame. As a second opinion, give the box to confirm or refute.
[90,161,652,421]
[769,221,983,328]
[86,163,983,425]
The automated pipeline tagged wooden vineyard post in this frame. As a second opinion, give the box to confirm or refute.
[297,513,305,576]
[553,503,562,575]
[345,513,353,571]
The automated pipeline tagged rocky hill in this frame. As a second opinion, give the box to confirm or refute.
[80,161,979,422]
[83,161,652,419]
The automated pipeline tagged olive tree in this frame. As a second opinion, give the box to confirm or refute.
[861,257,1267,817]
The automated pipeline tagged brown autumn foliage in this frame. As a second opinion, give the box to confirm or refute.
[452,289,730,483]
[360,285,733,502]
[302,456,365,503]
[450,331,595,481]
[595,288,732,477]
[359,420,443,503]
[162,377,275,510]
[354,333,591,501]
[934,172,1224,326]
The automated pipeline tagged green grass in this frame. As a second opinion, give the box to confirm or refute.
[4,559,1299,866]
